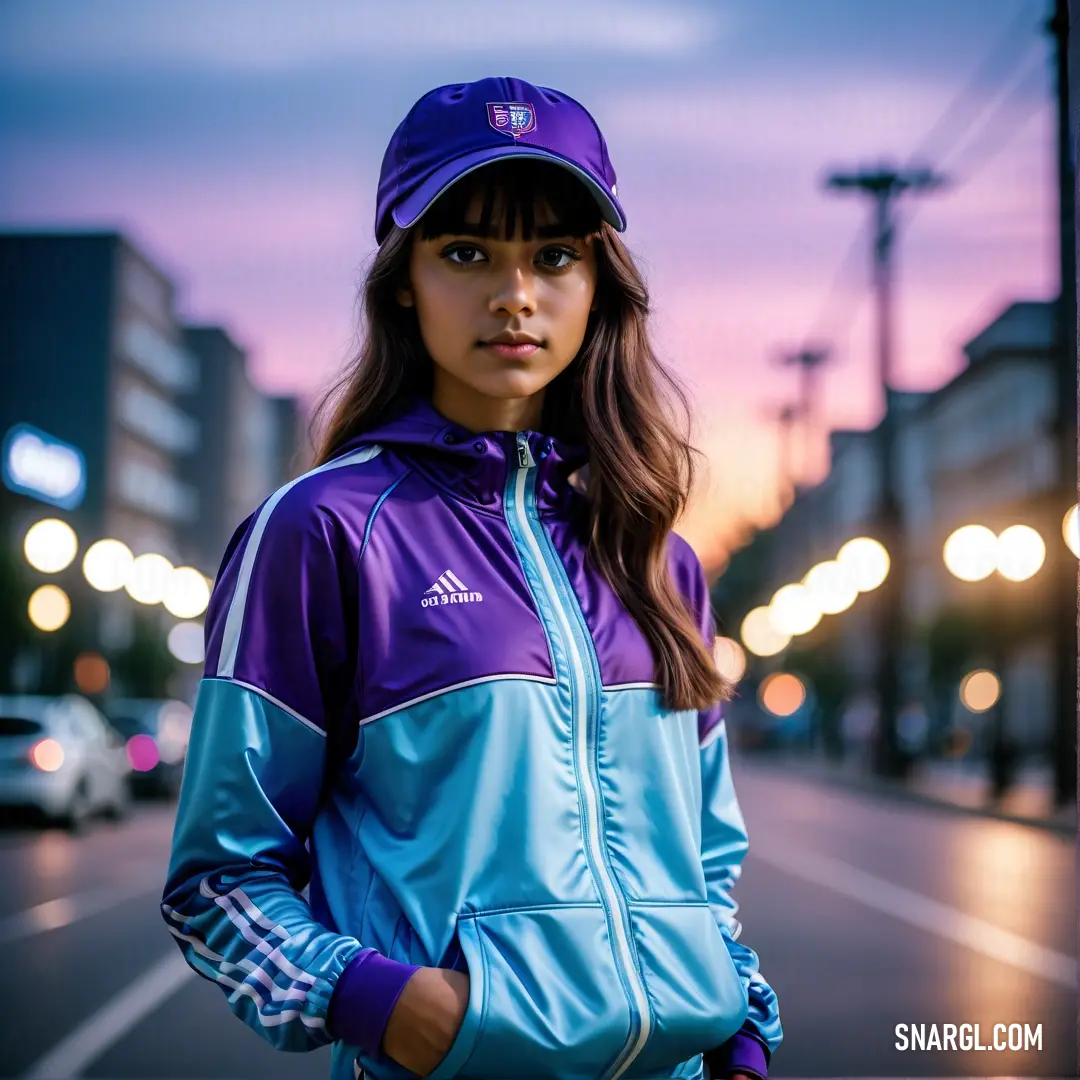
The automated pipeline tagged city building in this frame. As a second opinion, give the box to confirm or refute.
[0,231,201,565]
[714,297,1061,759]
[180,327,303,574]
[897,300,1059,752]
[0,230,304,699]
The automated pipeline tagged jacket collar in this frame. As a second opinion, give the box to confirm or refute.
[335,394,590,513]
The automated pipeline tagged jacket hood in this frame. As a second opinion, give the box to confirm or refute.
[332,393,590,513]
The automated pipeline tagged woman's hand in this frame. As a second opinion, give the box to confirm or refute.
[382,967,470,1076]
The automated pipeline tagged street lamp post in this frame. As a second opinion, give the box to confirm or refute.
[825,165,947,778]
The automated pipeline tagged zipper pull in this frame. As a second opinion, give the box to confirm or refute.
[516,431,536,469]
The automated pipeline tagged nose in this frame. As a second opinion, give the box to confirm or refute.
[488,263,536,318]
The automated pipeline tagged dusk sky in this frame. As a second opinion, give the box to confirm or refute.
[0,0,1056,570]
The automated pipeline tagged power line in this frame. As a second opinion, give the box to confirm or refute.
[896,53,1049,239]
[801,1,1044,350]
[903,0,1043,169]
[940,55,1049,178]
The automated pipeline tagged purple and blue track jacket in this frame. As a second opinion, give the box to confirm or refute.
[161,393,782,1080]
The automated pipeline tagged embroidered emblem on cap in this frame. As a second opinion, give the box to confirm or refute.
[487,102,536,139]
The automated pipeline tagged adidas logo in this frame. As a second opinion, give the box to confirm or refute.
[420,569,484,609]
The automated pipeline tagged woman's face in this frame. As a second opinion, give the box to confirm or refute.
[397,187,599,418]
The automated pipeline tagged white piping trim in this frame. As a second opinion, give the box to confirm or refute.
[359,672,557,726]
[700,717,726,750]
[217,446,383,679]
[204,677,326,738]
[603,681,660,692]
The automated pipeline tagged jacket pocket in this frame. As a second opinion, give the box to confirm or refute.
[622,903,748,1077]
[426,916,488,1080]
[436,904,633,1080]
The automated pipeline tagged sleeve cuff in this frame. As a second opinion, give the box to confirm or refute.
[327,949,419,1055]
[706,1024,771,1079]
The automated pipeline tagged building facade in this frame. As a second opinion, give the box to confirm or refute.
[0,231,200,565]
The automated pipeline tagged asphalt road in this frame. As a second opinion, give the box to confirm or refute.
[0,762,1074,1079]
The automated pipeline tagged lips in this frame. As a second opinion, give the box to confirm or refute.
[481,341,540,358]
[480,332,543,346]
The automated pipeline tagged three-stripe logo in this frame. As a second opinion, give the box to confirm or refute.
[420,570,484,608]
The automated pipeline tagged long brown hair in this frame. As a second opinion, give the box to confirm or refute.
[313,159,732,713]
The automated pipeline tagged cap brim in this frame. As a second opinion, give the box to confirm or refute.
[388,145,626,239]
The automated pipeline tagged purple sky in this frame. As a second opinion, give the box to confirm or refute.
[0,0,1056,570]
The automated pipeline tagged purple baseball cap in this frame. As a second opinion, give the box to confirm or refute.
[375,76,626,244]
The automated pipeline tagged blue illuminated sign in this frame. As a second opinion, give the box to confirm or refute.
[2,423,86,510]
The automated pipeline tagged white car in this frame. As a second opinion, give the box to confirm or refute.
[0,694,132,830]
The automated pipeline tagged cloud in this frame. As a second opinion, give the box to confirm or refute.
[0,0,726,73]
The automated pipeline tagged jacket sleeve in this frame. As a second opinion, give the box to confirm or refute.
[161,485,417,1055]
[679,541,783,1078]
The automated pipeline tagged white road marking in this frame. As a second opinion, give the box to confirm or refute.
[22,951,194,1079]
[753,841,1077,989]
[0,869,162,945]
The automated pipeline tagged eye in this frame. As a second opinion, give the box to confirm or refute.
[538,246,581,270]
[443,244,488,266]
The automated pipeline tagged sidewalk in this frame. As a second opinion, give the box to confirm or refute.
[747,752,1077,835]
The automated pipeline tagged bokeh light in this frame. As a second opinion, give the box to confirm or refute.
[23,518,78,574]
[167,621,205,665]
[73,652,110,695]
[740,606,791,657]
[157,701,193,764]
[943,524,998,581]
[960,669,1001,713]
[768,583,822,636]
[125,553,174,605]
[995,525,1045,581]
[802,560,859,615]
[1063,505,1079,558]
[163,566,211,619]
[28,585,70,632]
[83,539,134,592]
[759,672,806,718]
[712,636,747,683]
[126,733,160,772]
[30,738,65,772]
[836,537,890,591]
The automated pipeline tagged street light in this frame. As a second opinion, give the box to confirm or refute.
[83,539,134,592]
[768,583,823,636]
[28,584,70,632]
[740,606,791,657]
[1063,504,1079,557]
[167,622,205,665]
[836,537,890,591]
[802,560,859,615]
[125,553,174,605]
[23,518,78,574]
[995,525,1045,581]
[943,525,998,582]
[163,567,211,619]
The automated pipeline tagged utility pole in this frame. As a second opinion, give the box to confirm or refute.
[1048,0,1077,809]
[777,347,831,483]
[760,402,802,511]
[825,165,947,778]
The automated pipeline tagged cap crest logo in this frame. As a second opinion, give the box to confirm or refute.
[487,102,536,139]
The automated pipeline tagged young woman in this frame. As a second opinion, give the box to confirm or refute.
[161,76,782,1080]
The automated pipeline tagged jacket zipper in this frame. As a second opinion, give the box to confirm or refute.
[506,432,652,1080]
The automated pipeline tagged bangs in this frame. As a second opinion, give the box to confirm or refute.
[417,158,604,242]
